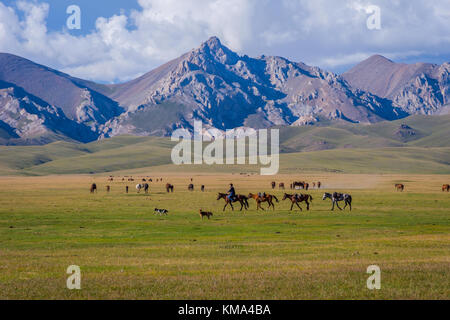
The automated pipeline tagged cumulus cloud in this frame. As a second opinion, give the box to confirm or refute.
[0,0,449,82]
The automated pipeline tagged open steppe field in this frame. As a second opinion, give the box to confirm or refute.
[0,173,449,299]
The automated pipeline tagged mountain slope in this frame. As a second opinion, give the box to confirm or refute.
[0,81,98,144]
[343,55,449,115]
[0,53,124,134]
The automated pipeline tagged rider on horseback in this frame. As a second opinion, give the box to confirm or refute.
[227,184,236,202]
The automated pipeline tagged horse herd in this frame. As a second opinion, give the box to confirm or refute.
[89,178,449,218]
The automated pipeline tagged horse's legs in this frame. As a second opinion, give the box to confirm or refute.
[290,202,294,211]
[230,202,234,211]
[295,202,302,211]
[331,201,335,211]
[305,200,310,211]
[336,201,343,211]
[223,202,228,211]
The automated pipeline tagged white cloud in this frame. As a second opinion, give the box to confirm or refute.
[0,0,449,83]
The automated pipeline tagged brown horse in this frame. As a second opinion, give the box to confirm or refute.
[90,183,97,193]
[317,181,322,189]
[217,193,249,211]
[279,183,285,189]
[106,185,110,193]
[248,193,279,210]
[443,184,450,192]
[282,193,313,211]
[271,181,276,189]
[201,185,205,192]
[166,183,174,193]
[188,184,194,191]
[395,184,405,192]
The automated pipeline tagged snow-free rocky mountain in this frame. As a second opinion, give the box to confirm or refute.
[0,37,448,145]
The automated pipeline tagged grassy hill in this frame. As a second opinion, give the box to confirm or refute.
[0,115,449,175]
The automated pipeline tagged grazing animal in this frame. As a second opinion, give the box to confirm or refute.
[217,193,249,211]
[199,209,213,220]
[166,183,174,193]
[90,183,97,193]
[125,186,129,194]
[271,181,276,189]
[395,184,405,192]
[108,177,114,182]
[201,185,205,192]
[317,182,322,189]
[144,183,149,194]
[279,183,285,189]
[188,184,194,191]
[292,181,306,190]
[142,178,147,182]
[106,185,110,193]
[136,184,143,193]
[154,208,168,216]
[323,192,352,211]
[248,193,279,211]
[443,184,450,192]
[282,193,313,211]
[312,182,316,188]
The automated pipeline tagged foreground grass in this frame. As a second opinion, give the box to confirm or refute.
[0,173,449,299]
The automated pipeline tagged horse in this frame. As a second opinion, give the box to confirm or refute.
[322,192,352,211]
[271,181,276,189]
[166,183,174,193]
[136,184,143,193]
[201,185,205,192]
[144,183,149,194]
[188,184,194,191]
[443,184,450,192]
[217,193,249,211]
[279,183,285,189]
[90,183,97,193]
[248,193,279,211]
[317,181,322,189]
[395,184,405,192]
[106,185,110,193]
[282,193,313,211]
[125,186,129,194]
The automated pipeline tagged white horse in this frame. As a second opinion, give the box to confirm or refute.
[136,183,149,193]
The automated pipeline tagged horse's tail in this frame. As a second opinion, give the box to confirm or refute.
[273,195,279,203]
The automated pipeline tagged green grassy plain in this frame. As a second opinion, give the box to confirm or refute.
[0,173,449,299]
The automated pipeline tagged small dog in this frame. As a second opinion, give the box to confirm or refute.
[154,208,168,216]
[199,209,213,220]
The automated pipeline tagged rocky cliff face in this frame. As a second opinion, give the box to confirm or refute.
[100,37,406,137]
[343,55,449,116]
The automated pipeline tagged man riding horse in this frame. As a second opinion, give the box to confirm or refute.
[228,183,236,202]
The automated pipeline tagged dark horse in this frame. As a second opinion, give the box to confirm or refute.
[323,192,352,211]
[282,193,313,211]
[90,183,97,193]
[248,193,279,211]
[188,184,194,191]
[166,183,174,193]
[217,193,249,211]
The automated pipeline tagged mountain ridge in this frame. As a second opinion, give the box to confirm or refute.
[0,37,448,145]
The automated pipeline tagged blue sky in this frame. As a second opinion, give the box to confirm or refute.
[0,0,449,83]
